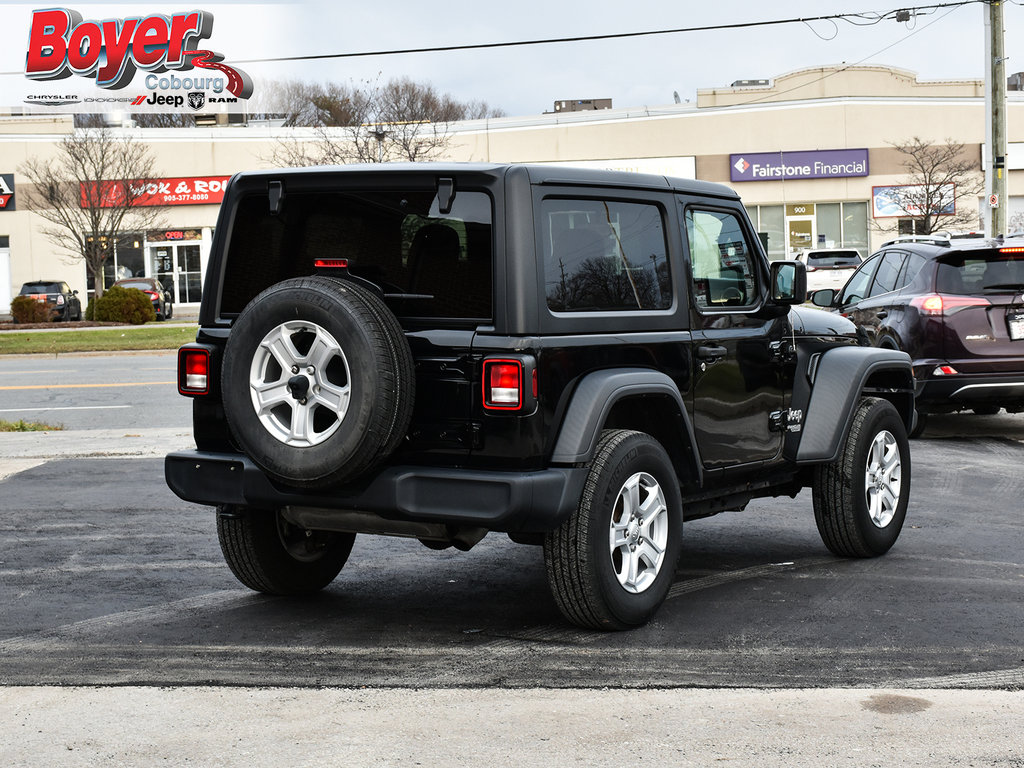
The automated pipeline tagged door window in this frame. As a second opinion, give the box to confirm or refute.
[685,209,757,310]
[868,251,908,297]
[839,255,879,306]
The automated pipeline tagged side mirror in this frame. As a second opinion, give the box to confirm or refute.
[769,261,806,305]
[810,289,837,308]
[72,289,79,295]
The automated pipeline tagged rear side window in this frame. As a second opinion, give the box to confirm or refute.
[541,198,671,312]
[936,251,1024,294]
[222,189,493,321]
[685,209,758,310]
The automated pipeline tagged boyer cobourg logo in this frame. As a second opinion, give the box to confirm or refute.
[24,8,253,108]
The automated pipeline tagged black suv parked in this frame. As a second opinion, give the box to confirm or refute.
[166,164,915,629]
[18,280,82,321]
[111,277,174,320]
[811,235,1024,431]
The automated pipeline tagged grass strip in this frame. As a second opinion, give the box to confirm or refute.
[0,325,198,355]
[0,419,64,432]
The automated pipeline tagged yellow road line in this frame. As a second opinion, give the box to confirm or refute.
[0,381,176,390]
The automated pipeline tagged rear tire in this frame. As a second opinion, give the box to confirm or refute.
[216,506,354,594]
[813,397,910,557]
[544,430,682,630]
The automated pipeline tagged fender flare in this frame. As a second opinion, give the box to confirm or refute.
[550,368,698,470]
[794,346,913,464]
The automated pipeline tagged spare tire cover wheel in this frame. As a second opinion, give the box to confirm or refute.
[222,277,413,488]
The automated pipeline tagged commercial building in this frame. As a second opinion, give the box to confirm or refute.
[2,64,1022,316]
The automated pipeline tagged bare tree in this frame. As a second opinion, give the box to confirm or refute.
[18,126,165,298]
[265,76,505,167]
[876,137,984,235]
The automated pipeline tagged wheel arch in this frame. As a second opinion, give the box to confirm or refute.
[793,346,914,464]
[550,368,702,489]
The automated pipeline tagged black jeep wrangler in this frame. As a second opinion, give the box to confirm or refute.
[166,163,914,630]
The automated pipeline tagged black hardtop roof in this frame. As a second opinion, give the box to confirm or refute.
[21,280,65,286]
[231,162,739,200]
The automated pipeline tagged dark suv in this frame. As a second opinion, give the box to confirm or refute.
[166,164,915,630]
[18,280,82,321]
[811,235,1024,430]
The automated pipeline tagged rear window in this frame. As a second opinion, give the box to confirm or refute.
[117,280,153,291]
[805,251,861,267]
[221,189,493,322]
[935,251,1024,294]
[20,283,60,293]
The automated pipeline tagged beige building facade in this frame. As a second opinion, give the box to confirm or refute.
[2,64,1023,316]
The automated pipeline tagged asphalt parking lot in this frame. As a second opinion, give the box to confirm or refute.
[1,352,1023,765]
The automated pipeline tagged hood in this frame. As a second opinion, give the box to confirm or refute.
[790,304,858,338]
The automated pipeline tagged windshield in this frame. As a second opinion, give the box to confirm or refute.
[936,252,1024,294]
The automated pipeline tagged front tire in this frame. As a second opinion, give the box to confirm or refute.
[544,430,682,630]
[216,506,354,594]
[813,397,910,557]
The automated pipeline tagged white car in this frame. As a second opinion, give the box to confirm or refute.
[795,248,863,293]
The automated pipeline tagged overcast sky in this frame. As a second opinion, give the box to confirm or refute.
[3,1,1022,116]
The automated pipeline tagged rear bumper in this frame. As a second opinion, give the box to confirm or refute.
[165,450,587,533]
[916,372,1024,410]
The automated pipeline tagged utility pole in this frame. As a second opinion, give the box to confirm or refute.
[985,0,1008,237]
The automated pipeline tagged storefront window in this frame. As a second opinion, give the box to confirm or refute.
[753,205,785,261]
[816,203,841,249]
[85,232,145,295]
[843,202,868,256]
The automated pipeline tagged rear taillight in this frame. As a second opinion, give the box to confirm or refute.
[178,347,211,395]
[56,294,65,306]
[483,359,522,409]
[933,364,959,376]
[998,246,1024,254]
[314,258,349,269]
[143,290,159,299]
[911,294,991,316]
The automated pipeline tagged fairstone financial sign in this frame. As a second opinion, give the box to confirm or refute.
[730,149,869,182]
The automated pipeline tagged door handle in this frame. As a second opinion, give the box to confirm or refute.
[697,345,728,361]
[876,310,888,320]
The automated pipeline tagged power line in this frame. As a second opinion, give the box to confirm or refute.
[0,2,984,77]
[229,2,981,66]
[735,3,966,107]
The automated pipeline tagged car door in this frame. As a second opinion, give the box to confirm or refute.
[680,203,788,470]
[848,250,908,344]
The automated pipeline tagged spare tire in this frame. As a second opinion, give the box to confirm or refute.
[222,276,414,488]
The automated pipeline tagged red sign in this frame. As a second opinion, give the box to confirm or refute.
[81,176,231,208]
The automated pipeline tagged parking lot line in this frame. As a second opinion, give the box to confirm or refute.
[0,405,132,413]
[0,381,175,390]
